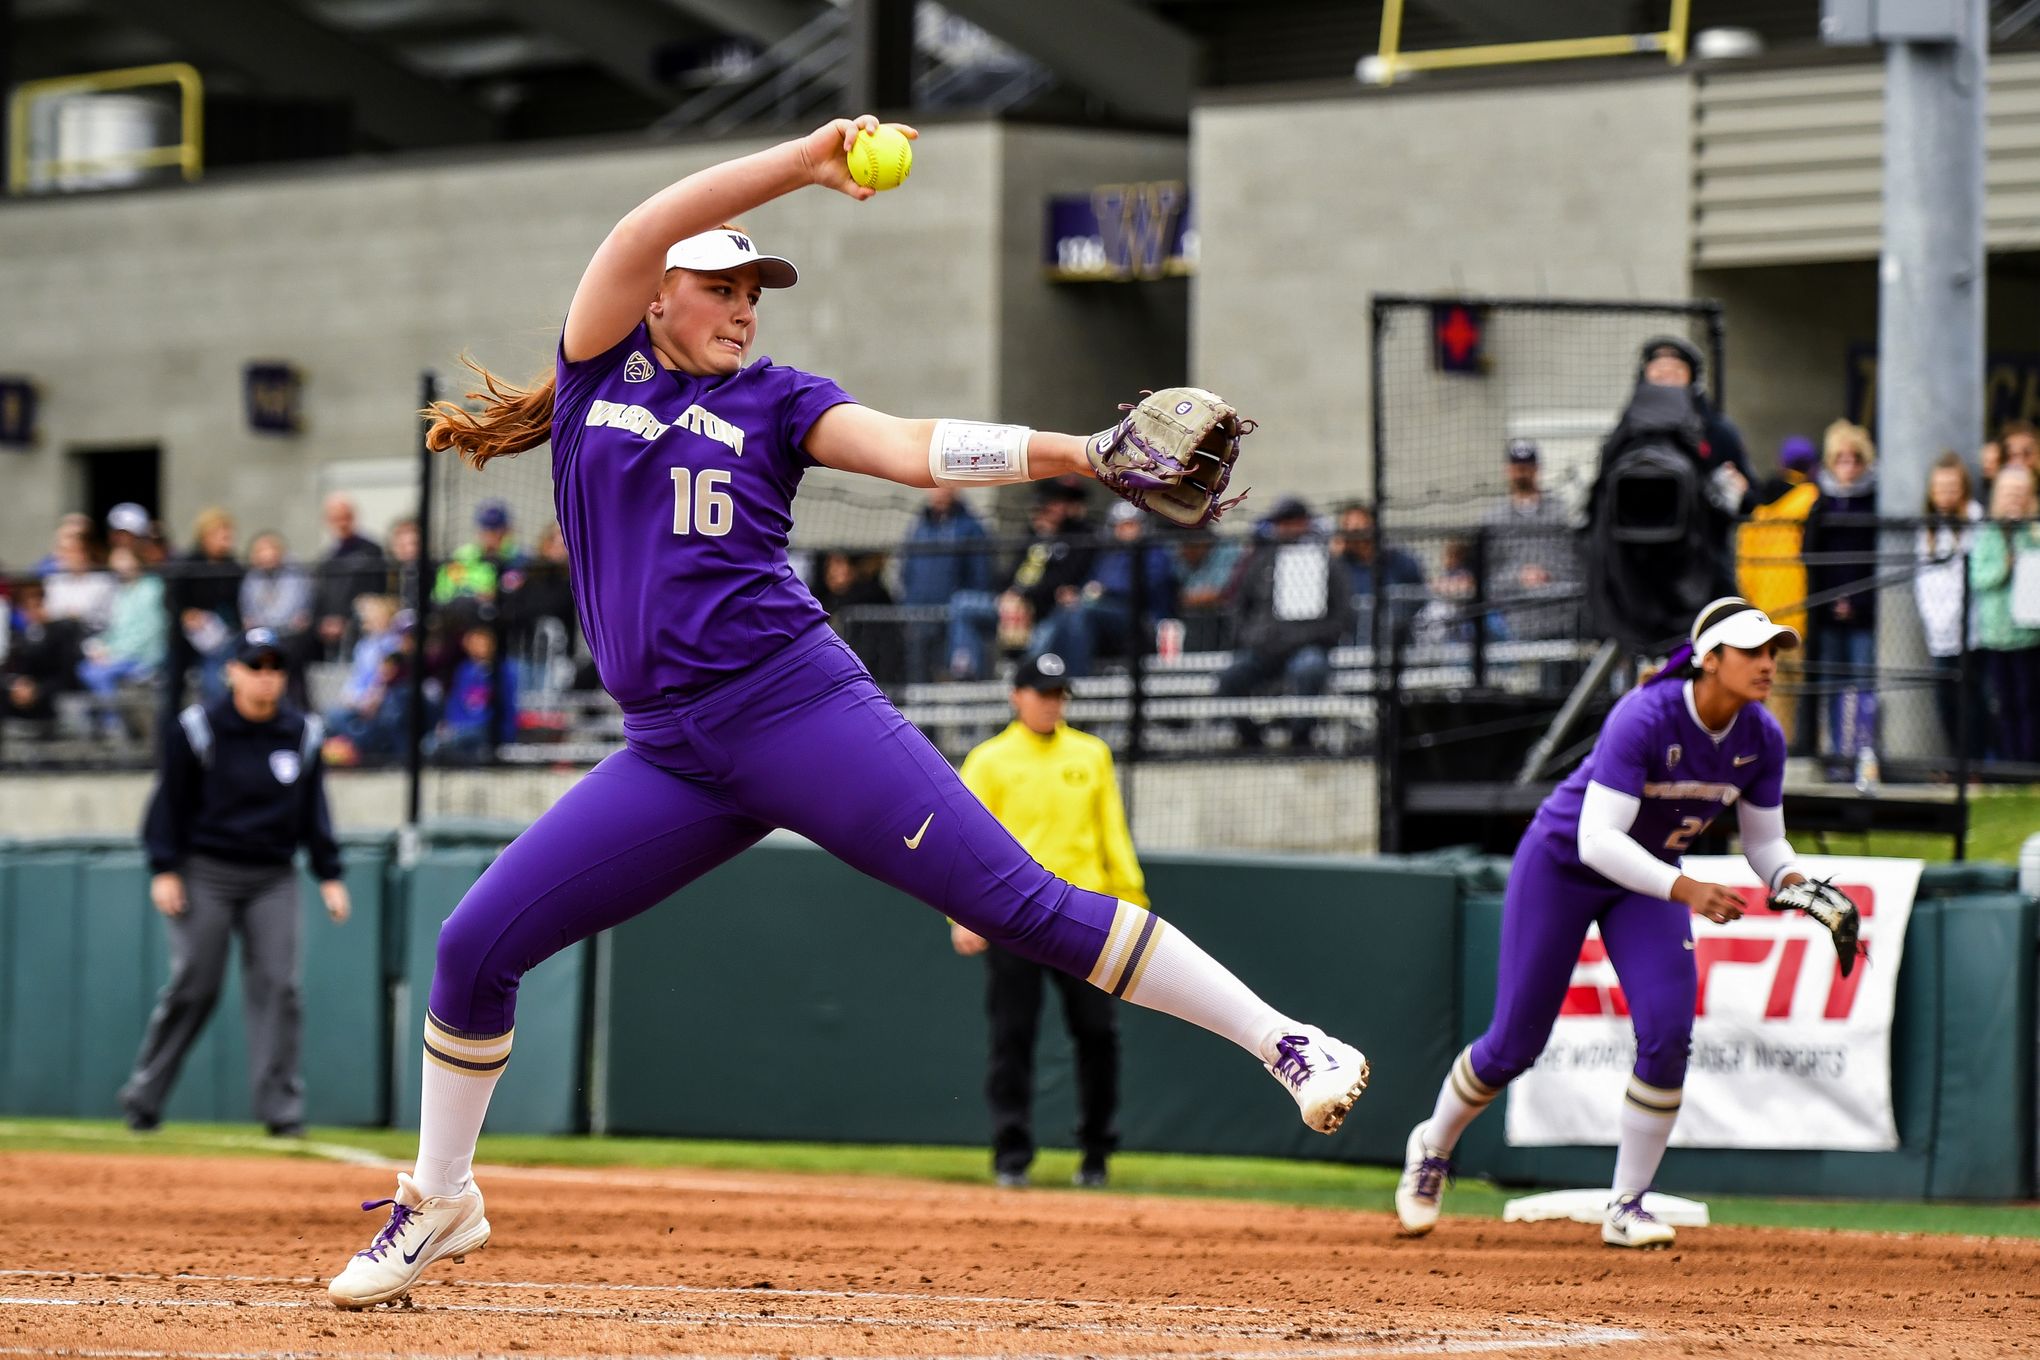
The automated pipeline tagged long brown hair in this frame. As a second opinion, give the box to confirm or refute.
[424,354,555,470]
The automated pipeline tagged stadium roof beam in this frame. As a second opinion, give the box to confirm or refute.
[494,0,715,102]
[657,0,826,50]
[936,0,1194,124]
[92,0,495,147]
[1420,0,1640,42]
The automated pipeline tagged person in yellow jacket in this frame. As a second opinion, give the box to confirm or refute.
[1736,435,1821,745]
[952,651,1142,1188]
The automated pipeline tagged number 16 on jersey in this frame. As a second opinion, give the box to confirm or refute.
[671,467,733,536]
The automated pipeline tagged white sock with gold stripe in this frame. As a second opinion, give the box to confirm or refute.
[412,1012,513,1200]
[1425,1047,1501,1154]
[1086,901,1288,1057]
[1611,1076,1682,1197]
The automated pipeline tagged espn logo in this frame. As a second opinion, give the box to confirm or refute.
[1562,883,1876,1022]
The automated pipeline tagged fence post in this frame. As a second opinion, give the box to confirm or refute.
[405,371,438,828]
[1125,522,1148,818]
[1955,548,1972,860]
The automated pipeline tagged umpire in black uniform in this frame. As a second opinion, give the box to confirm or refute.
[120,628,350,1135]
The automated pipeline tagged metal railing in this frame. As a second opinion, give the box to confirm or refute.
[8,62,203,195]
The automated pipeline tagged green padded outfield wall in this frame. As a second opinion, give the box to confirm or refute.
[597,840,1463,1166]
[390,825,589,1136]
[1446,861,2037,1201]
[0,833,389,1126]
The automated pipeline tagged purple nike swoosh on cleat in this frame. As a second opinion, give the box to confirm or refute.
[402,1229,437,1264]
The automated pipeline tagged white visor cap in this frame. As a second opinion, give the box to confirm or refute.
[1691,596,1800,656]
[665,228,798,289]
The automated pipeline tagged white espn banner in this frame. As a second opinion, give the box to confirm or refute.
[1506,855,1922,1152]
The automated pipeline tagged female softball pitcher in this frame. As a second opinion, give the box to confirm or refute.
[327,114,1368,1308]
[1395,597,1821,1249]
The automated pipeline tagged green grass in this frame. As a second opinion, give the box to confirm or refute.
[1831,787,2040,863]
[3,1117,2034,1240]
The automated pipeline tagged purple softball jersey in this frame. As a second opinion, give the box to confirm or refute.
[1525,678,1786,868]
[551,322,849,709]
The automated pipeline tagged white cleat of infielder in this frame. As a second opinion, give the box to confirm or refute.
[327,1172,490,1309]
[1602,1192,1676,1249]
[1394,1122,1453,1235]
[1264,1025,1370,1134]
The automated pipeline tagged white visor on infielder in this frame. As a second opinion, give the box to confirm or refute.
[1691,596,1799,655]
[665,228,798,288]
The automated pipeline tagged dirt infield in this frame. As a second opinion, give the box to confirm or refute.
[1,1151,2034,1359]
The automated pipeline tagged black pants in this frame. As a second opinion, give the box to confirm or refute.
[985,942,1118,1176]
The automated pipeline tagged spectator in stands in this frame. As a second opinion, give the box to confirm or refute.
[32,513,95,574]
[503,521,577,659]
[435,500,526,608]
[1979,438,2004,506]
[1802,419,1880,776]
[163,507,244,712]
[1033,502,1177,678]
[948,480,1094,681]
[1413,535,1507,645]
[900,487,991,684]
[106,502,158,563]
[323,595,411,764]
[1172,527,1245,651]
[2000,419,2039,473]
[314,493,384,658]
[1481,439,1578,639]
[383,516,424,611]
[1,581,84,723]
[1332,501,1425,644]
[1215,496,1352,750]
[815,549,900,682]
[1916,451,1986,760]
[1736,435,1822,748]
[241,531,317,705]
[77,544,168,732]
[430,623,519,761]
[42,515,117,633]
[1970,464,2040,765]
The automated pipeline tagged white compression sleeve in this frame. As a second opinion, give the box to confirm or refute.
[928,419,1033,486]
[1577,781,1682,900]
[1736,801,1800,891]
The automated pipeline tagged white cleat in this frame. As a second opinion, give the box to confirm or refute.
[327,1172,490,1309]
[1602,1192,1676,1249]
[1264,1025,1370,1134]
[1394,1122,1452,1235]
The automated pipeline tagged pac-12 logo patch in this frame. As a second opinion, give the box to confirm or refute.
[269,750,302,785]
[1666,744,1682,769]
[623,351,656,383]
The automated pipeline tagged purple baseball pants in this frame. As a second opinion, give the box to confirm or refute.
[1468,832,1698,1093]
[428,625,1121,1034]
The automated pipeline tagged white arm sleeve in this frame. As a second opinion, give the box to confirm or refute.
[1577,780,1683,900]
[1736,801,1800,891]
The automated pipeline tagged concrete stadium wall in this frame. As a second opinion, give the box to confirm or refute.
[0,122,1185,560]
[1190,74,1696,502]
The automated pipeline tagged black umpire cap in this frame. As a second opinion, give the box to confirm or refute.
[1012,652,1071,693]
[235,628,287,666]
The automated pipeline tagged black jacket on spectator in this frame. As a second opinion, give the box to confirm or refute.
[160,549,244,712]
[1232,539,1356,656]
[2,615,84,719]
[1007,515,1097,619]
[315,534,385,630]
[1803,470,1881,631]
[143,697,341,880]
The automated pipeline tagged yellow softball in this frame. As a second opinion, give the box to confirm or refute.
[846,125,913,192]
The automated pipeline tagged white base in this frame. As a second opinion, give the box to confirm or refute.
[1502,1189,1710,1228]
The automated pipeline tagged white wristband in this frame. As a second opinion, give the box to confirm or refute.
[929,419,1033,486]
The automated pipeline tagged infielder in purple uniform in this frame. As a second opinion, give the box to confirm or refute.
[1395,597,1811,1249]
[327,115,1369,1309]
